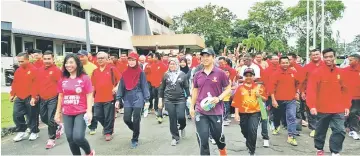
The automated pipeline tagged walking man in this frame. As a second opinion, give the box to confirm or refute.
[307,48,351,156]
[190,48,231,156]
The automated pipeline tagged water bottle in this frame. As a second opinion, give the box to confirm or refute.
[83,114,90,126]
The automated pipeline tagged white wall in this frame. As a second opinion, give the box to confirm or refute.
[1,0,133,49]
[149,19,174,35]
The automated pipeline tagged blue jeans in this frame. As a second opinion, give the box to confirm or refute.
[273,100,297,137]
[223,101,230,120]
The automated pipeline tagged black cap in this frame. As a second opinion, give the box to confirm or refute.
[77,49,88,56]
[200,48,215,56]
[243,68,255,76]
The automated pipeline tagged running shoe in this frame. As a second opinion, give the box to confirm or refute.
[157,117,163,124]
[87,149,95,156]
[45,139,55,149]
[180,129,186,138]
[89,129,96,135]
[302,120,308,127]
[171,139,178,146]
[287,137,298,146]
[349,131,360,140]
[263,140,269,147]
[29,133,39,141]
[105,134,112,141]
[310,130,315,138]
[316,150,325,156]
[131,140,138,148]
[223,121,230,126]
[272,127,280,135]
[13,132,28,142]
[331,153,340,156]
[219,148,227,156]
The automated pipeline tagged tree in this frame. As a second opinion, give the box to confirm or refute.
[270,40,285,53]
[242,33,266,52]
[248,0,289,50]
[170,3,236,53]
[287,0,345,56]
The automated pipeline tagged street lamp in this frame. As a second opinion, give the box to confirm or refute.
[80,1,92,53]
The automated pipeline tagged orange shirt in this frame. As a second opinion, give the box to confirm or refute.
[92,65,121,103]
[307,66,351,113]
[10,64,38,99]
[232,83,267,113]
[36,64,62,100]
[342,65,360,99]
[269,68,300,101]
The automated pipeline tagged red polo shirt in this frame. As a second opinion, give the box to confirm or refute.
[300,61,324,93]
[117,60,128,74]
[269,68,299,101]
[263,64,279,90]
[90,56,99,67]
[307,66,351,113]
[36,64,62,100]
[33,59,44,69]
[149,61,167,88]
[343,65,360,99]
[144,62,153,82]
[10,64,38,99]
[91,65,121,103]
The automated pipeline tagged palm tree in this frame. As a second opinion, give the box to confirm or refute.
[241,33,266,52]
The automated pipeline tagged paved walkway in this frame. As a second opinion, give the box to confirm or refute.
[1,114,360,155]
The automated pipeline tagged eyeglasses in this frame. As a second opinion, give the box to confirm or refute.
[244,75,253,78]
[97,57,106,60]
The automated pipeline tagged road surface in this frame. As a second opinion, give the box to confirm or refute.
[2,114,360,155]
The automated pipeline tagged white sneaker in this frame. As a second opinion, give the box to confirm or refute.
[143,108,149,117]
[231,114,235,118]
[26,128,30,133]
[209,138,216,145]
[13,132,28,142]
[349,131,360,140]
[263,140,269,147]
[331,153,340,156]
[29,133,39,141]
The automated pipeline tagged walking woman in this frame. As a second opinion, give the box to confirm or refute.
[54,53,95,156]
[232,68,267,156]
[115,52,150,148]
[179,57,192,119]
[158,58,190,146]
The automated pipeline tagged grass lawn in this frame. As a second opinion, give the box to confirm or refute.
[1,93,14,128]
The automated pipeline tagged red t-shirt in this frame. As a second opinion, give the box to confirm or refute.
[57,75,93,115]
[92,65,121,103]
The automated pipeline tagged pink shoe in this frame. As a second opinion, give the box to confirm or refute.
[87,149,95,156]
[45,139,55,149]
[317,150,325,156]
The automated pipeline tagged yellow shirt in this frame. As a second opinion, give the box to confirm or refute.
[223,80,232,101]
[83,62,97,78]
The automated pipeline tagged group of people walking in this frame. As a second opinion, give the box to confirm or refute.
[8,46,360,156]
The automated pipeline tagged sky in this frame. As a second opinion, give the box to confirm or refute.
[152,0,360,45]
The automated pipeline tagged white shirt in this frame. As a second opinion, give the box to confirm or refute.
[239,63,261,79]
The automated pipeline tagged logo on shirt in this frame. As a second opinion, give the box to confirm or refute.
[337,74,340,80]
[158,66,160,69]
[27,71,31,75]
[49,71,53,75]
[212,77,217,82]
[75,87,82,93]
[75,80,83,87]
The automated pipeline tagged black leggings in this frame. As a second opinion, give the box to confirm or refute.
[63,114,92,155]
[123,107,142,142]
[165,101,186,140]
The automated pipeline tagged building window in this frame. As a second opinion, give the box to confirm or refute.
[90,11,101,23]
[55,1,71,15]
[15,37,22,55]
[102,15,112,27]
[1,34,12,57]
[98,46,109,52]
[36,39,53,53]
[65,43,81,53]
[24,41,34,52]
[28,0,51,9]
[114,19,122,30]
[72,5,85,19]
[164,23,169,28]
[91,45,96,53]
[109,48,119,54]
[55,44,63,56]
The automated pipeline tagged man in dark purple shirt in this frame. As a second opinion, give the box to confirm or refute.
[190,48,231,155]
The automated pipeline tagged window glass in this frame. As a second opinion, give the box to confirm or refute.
[90,11,101,23]
[55,1,72,15]
[114,19,122,30]
[102,15,112,27]
[1,34,12,57]
[15,37,22,55]
[72,5,85,19]
[36,39,53,52]
[28,0,51,9]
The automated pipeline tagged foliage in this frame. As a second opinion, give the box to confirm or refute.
[270,40,285,53]
[1,93,13,128]
[248,0,288,50]
[287,0,345,56]
[242,33,266,52]
[345,34,360,54]
[170,3,236,53]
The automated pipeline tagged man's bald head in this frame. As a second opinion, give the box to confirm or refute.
[139,55,146,64]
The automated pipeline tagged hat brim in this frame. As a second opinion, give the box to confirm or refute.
[200,52,214,56]
[243,72,255,76]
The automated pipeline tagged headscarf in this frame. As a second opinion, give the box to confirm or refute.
[167,58,181,85]
[122,52,142,90]
[179,57,190,74]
